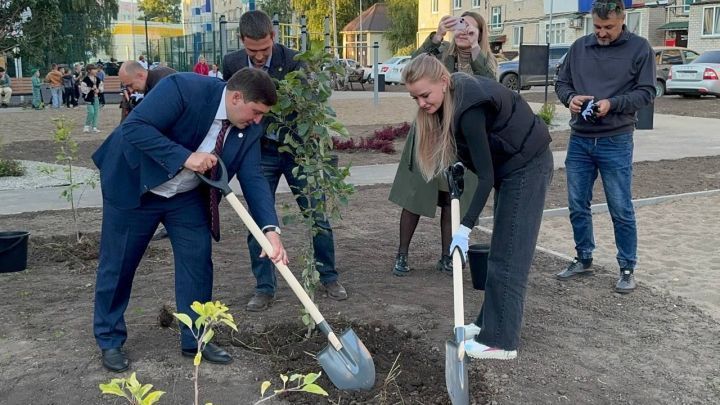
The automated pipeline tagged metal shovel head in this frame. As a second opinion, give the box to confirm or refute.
[317,328,376,391]
[445,328,469,405]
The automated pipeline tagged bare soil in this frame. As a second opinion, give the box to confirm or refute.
[2,153,720,404]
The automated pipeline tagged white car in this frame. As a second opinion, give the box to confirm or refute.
[666,50,720,97]
[369,56,411,85]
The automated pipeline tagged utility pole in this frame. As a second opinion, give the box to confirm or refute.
[144,14,150,62]
[331,0,339,57]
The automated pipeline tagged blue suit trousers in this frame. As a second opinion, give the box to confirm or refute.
[93,189,213,350]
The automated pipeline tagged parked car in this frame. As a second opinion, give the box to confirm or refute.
[497,44,571,90]
[654,46,699,96]
[666,50,720,97]
[368,56,411,85]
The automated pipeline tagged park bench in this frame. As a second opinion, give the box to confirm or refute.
[10,76,122,96]
[345,68,366,91]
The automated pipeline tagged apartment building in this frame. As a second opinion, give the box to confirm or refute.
[417,0,658,54]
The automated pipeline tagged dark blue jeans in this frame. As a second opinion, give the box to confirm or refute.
[247,139,338,296]
[94,189,213,351]
[565,133,637,270]
[474,148,554,350]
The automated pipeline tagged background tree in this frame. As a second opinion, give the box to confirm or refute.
[289,0,380,50]
[139,0,181,23]
[1,0,61,59]
[259,0,294,24]
[384,0,417,52]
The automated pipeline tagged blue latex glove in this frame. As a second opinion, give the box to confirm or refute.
[449,225,472,264]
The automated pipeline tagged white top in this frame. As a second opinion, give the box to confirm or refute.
[150,87,231,198]
[209,71,223,79]
[138,59,148,70]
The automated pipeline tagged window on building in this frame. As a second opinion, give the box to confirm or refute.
[683,0,694,14]
[472,0,481,8]
[584,16,593,35]
[545,22,566,44]
[490,6,503,30]
[432,0,439,13]
[454,0,462,10]
[703,6,720,36]
[512,26,524,47]
[626,12,641,35]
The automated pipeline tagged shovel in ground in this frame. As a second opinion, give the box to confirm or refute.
[196,157,375,391]
[444,162,470,405]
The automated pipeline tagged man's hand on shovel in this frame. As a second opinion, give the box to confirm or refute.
[259,231,289,265]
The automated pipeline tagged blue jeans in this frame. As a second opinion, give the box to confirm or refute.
[50,86,62,109]
[565,133,637,270]
[474,148,554,350]
[247,139,338,295]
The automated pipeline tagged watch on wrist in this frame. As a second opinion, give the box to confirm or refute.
[263,226,281,235]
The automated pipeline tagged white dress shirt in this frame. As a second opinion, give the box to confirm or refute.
[150,87,231,198]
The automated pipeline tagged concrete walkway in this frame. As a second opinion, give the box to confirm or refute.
[1,102,719,215]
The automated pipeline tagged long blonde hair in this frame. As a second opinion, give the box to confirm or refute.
[402,54,456,181]
[447,11,498,74]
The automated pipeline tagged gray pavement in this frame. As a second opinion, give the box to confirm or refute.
[1,104,719,215]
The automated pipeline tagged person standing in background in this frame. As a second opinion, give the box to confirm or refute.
[389,11,497,277]
[80,64,103,133]
[45,64,63,109]
[137,55,148,70]
[554,0,655,293]
[193,56,210,75]
[208,64,223,79]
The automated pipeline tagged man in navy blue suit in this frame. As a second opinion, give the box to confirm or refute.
[91,68,289,372]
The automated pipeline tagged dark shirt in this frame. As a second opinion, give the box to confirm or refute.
[555,27,656,137]
[146,67,176,93]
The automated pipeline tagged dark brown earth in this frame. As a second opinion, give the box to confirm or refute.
[2,97,720,405]
[1,152,720,404]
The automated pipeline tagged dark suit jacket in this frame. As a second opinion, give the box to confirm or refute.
[223,44,302,140]
[222,43,301,81]
[92,73,278,228]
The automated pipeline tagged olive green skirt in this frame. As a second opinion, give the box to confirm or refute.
[389,128,479,218]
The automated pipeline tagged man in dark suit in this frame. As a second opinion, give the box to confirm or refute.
[118,60,176,123]
[92,68,289,372]
[222,10,348,312]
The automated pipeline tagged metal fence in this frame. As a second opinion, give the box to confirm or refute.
[150,18,324,72]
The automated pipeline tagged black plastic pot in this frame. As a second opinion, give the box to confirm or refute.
[0,231,30,273]
[468,243,489,290]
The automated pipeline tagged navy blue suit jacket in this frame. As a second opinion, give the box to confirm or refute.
[92,73,278,228]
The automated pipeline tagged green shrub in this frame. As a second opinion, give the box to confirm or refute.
[537,102,556,126]
[0,159,24,177]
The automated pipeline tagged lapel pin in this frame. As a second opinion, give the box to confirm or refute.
[238,132,244,138]
[278,67,282,72]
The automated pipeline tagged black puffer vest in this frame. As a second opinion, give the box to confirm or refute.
[451,73,551,178]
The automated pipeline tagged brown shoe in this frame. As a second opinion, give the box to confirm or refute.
[323,281,348,301]
[246,293,274,312]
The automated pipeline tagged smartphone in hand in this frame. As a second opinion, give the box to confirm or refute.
[452,18,467,32]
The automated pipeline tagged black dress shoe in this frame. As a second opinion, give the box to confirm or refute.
[101,348,130,372]
[181,342,233,364]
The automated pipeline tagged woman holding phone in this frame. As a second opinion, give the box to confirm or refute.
[389,11,498,277]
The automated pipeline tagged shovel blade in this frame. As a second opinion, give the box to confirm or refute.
[445,339,469,405]
[317,328,375,391]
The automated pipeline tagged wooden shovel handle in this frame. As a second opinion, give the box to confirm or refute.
[224,193,343,351]
[451,199,465,329]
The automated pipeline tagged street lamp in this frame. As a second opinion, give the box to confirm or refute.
[144,14,150,63]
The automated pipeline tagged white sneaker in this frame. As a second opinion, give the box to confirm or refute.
[83,126,90,133]
[464,323,481,340]
[92,127,101,133]
[465,339,517,360]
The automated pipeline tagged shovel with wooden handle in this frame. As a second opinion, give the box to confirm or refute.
[444,162,470,405]
[196,157,375,391]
